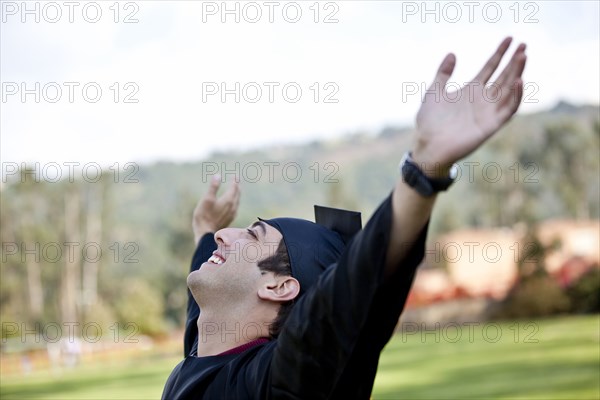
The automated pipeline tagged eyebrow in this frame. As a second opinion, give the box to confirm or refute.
[250,221,267,238]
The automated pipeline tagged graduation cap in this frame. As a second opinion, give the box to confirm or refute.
[261,206,362,296]
[314,205,362,244]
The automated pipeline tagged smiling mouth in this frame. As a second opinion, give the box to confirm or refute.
[207,252,225,265]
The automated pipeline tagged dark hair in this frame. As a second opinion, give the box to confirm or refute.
[257,239,294,338]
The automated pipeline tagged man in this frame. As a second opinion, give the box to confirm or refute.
[163,37,527,399]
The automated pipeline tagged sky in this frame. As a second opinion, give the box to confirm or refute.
[1,0,599,171]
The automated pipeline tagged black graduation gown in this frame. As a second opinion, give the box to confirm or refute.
[162,193,428,399]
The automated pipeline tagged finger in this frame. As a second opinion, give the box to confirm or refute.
[498,78,524,123]
[427,53,456,94]
[509,78,524,115]
[473,37,512,84]
[496,45,527,88]
[232,181,241,207]
[222,178,239,201]
[207,174,221,197]
[232,189,241,215]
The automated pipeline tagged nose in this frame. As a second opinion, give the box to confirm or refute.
[214,227,242,246]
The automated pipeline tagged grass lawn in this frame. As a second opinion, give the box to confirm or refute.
[1,315,598,399]
[373,315,599,399]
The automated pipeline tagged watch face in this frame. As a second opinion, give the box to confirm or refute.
[400,152,410,169]
[449,164,459,180]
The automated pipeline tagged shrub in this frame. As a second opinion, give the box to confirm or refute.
[491,273,571,320]
[566,267,600,313]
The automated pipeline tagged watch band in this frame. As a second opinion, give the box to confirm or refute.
[399,152,457,197]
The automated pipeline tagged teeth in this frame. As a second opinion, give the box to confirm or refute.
[208,255,224,265]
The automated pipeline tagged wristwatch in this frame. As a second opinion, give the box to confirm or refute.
[399,152,458,197]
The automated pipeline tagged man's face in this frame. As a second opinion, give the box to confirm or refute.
[187,221,284,303]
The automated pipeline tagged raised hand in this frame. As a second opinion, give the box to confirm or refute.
[192,175,240,245]
[412,37,527,174]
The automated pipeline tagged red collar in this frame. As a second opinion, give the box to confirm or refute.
[217,338,270,356]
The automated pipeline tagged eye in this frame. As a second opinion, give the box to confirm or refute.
[246,229,258,240]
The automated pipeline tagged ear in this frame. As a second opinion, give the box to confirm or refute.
[257,276,300,303]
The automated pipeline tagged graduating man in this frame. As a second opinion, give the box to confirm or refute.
[162,37,527,399]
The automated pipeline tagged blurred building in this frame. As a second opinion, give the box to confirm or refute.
[407,219,600,307]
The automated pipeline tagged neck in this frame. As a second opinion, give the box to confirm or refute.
[195,305,274,357]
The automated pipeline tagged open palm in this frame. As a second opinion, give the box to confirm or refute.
[413,37,527,169]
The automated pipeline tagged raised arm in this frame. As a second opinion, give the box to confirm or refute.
[386,37,527,274]
[269,37,528,399]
